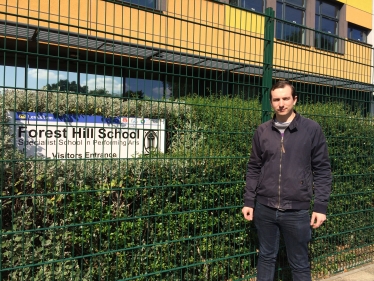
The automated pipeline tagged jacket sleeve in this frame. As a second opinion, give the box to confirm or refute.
[311,125,332,214]
[244,129,262,208]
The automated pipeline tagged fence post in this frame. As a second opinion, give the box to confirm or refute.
[262,7,275,123]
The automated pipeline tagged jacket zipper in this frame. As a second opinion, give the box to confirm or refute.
[278,136,285,209]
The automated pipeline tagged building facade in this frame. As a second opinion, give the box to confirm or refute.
[0,0,373,101]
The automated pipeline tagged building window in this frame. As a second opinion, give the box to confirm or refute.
[276,0,305,44]
[0,65,25,93]
[124,71,172,100]
[120,0,158,9]
[229,0,264,12]
[348,24,368,43]
[315,0,339,52]
[80,73,123,96]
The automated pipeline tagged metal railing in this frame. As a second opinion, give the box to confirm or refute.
[0,1,374,280]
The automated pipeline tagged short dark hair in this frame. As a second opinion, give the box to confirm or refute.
[270,80,296,100]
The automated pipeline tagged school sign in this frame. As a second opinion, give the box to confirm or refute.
[8,112,166,159]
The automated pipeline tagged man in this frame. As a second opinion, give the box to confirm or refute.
[242,80,332,281]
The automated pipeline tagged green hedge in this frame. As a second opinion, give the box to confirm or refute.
[1,91,374,280]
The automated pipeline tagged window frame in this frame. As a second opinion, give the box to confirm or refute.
[229,0,265,13]
[315,0,340,52]
[348,23,368,43]
[276,0,306,44]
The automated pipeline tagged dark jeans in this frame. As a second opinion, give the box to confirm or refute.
[254,202,312,281]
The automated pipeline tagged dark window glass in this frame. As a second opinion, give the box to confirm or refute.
[320,2,337,18]
[348,24,367,43]
[242,0,263,11]
[276,0,305,44]
[285,5,303,24]
[315,15,319,28]
[318,34,336,51]
[121,0,156,9]
[230,0,264,12]
[350,29,365,42]
[321,17,337,34]
[125,78,170,99]
[315,1,339,52]
[276,2,283,18]
[123,71,174,100]
[276,2,283,39]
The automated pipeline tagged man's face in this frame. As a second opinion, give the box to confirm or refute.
[270,85,297,120]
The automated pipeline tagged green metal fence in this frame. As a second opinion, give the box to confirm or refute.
[1,1,374,280]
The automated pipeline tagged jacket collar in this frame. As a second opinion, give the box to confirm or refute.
[272,110,299,131]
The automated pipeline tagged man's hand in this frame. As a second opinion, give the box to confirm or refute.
[310,212,326,229]
[242,207,254,221]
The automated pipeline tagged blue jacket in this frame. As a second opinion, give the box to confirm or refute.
[245,112,332,214]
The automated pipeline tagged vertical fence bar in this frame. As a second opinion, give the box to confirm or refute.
[262,7,274,123]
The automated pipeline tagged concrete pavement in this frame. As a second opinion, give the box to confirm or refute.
[316,262,374,281]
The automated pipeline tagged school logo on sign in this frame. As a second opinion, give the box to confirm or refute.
[144,130,158,153]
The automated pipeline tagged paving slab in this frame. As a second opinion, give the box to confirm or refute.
[316,262,374,281]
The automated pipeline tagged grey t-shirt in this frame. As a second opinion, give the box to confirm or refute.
[274,120,290,137]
